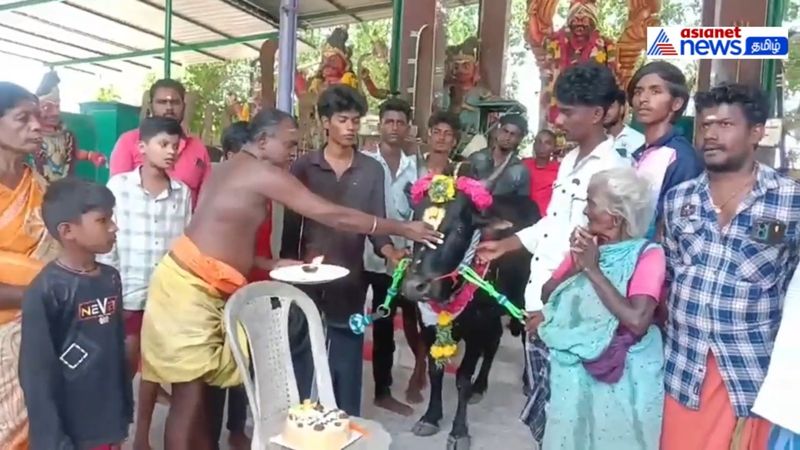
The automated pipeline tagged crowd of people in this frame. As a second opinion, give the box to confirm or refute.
[0,56,798,450]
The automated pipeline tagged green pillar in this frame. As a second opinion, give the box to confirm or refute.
[164,0,173,78]
[761,0,786,115]
[389,0,404,94]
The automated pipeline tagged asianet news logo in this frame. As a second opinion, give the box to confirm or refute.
[646,26,789,59]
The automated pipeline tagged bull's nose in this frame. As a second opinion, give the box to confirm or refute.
[402,276,431,302]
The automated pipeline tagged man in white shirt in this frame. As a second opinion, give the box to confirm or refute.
[753,265,800,446]
[605,89,645,159]
[476,62,629,445]
[363,98,426,415]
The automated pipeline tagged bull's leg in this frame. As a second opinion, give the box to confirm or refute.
[447,334,482,450]
[469,316,503,405]
[412,326,442,437]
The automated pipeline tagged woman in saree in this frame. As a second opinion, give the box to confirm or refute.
[531,166,665,450]
[0,82,59,449]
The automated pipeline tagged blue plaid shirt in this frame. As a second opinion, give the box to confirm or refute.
[662,164,800,417]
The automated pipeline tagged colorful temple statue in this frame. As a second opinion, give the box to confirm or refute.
[527,0,659,132]
[292,28,390,152]
[443,37,493,152]
[33,71,105,183]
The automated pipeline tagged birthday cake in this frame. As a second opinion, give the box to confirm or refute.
[282,400,351,450]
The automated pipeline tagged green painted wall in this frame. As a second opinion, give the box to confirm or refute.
[61,102,140,184]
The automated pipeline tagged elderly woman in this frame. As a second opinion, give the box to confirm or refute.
[533,167,665,450]
[0,82,59,449]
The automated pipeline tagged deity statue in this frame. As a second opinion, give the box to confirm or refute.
[292,28,390,152]
[33,70,105,183]
[443,36,493,152]
[527,0,659,133]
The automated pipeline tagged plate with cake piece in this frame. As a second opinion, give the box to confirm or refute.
[270,257,349,285]
[270,400,362,450]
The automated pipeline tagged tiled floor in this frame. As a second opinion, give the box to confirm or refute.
[126,320,535,450]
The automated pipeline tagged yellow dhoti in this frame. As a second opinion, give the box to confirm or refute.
[141,235,248,388]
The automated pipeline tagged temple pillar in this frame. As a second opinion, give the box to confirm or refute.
[477,0,511,95]
[398,0,439,135]
[697,0,769,91]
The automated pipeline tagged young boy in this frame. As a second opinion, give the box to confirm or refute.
[604,89,645,159]
[522,129,560,214]
[97,116,192,450]
[628,61,703,238]
[281,85,406,416]
[19,177,131,450]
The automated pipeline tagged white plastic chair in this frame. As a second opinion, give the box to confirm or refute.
[224,281,337,449]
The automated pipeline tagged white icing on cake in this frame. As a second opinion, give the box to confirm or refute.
[282,400,351,450]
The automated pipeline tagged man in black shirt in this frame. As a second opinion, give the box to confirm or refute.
[282,85,405,415]
[20,178,132,450]
[468,114,531,196]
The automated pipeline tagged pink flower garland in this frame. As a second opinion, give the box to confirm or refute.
[410,174,493,211]
[456,177,493,211]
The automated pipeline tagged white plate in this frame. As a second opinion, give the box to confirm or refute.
[270,264,350,285]
[269,428,363,449]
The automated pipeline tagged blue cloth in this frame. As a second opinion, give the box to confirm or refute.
[519,338,550,444]
[662,164,800,417]
[537,239,664,450]
[632,127,704,231]
[769,426,800,450]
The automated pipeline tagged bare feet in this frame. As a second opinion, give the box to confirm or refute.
[374,395,414,416]
[228,430,252,450]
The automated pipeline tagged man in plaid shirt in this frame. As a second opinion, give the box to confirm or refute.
[661,84,800,450]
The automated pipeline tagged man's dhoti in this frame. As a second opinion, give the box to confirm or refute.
[141,235,248,388]
[661,354,770,450]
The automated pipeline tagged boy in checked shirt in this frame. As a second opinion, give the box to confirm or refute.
[98,116,192,450]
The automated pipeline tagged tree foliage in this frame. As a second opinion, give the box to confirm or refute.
[180,60,251,137]
[95,85,121,102]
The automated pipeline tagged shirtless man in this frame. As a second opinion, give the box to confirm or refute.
[139,108,440,450]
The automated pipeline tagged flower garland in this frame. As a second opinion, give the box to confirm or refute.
[410,173,493,367]
[426,258,490,367]
[410,173,493,211]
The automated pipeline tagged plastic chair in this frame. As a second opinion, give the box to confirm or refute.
[224,281,337,449]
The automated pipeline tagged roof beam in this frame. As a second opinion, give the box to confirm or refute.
[321,0,363,22]
[62,1,225,62]
[0,48,94,75]
[135,0,261,53]
[12,10,181,67]
[217,0,281,28]
[0,22,150,69]
[49,31,278,67]
[0,36,121,72]
[299,3,392,22]
[0,0,64,12]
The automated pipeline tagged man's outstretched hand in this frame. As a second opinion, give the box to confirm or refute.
[401,221,443,249]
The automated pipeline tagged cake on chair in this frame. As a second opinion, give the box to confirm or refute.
[282,399,351,450]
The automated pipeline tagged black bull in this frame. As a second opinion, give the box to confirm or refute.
[399,181,540,450]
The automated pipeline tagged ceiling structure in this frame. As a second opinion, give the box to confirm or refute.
[0,0,477,77]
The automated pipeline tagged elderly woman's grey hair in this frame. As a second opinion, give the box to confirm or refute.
[588,167,654,239]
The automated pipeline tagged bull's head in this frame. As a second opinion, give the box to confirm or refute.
[401,166,504,303]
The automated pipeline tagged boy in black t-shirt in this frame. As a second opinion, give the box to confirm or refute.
[19,178,132,450]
